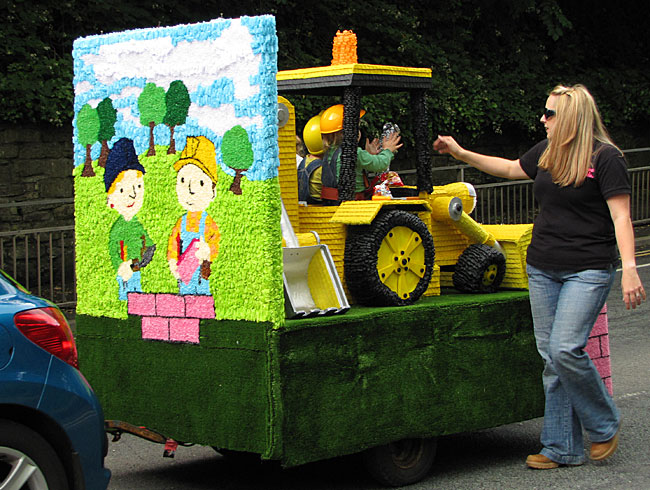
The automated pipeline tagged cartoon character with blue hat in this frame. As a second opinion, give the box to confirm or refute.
[105,138,155,300]
[167,136,220,296]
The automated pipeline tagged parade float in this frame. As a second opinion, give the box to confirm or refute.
[72,17,543,486]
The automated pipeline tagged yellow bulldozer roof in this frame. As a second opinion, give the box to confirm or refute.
[277,63,432,95]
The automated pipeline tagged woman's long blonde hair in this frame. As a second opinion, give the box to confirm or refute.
[539,84,618,187]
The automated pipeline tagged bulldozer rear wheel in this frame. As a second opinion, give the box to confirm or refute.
[452,243,506,293]
[345,210,434,306]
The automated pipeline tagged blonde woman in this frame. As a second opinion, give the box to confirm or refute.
[434,84,645,469]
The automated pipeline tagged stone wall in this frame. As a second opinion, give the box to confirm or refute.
[0,123,74,232]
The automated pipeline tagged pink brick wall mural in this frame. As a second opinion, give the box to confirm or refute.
[587,305,613,395]
[128,292,215,344]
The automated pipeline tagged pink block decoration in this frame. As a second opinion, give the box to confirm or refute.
[156,293,185,317]
[169,318,200,344]
[587,305,613,395]
[592,356,612,379]
[185,295,215,319]
[600,335,610,357]
[142,317,169,341]
[590,305,609,337]
[127,293,156,316]
[585,338,602,359]
[590,316,608,337]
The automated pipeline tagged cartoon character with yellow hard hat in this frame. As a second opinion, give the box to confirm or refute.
[167,136,220,295]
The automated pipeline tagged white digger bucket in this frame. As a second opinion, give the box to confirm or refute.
[281,200,349,318]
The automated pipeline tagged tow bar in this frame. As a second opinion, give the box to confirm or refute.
[105,420,186,458]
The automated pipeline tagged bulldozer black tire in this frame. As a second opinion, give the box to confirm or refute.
[345,209,434,306]
[452,243,506,293]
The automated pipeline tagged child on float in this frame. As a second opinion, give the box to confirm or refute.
[297,113,326,204]
[296,134,306,167]
[319,104,402,203]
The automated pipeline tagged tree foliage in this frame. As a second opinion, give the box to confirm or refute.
[164,80,191,154]
[138,82,167,156]
[97,97,117,167]
[222,125,254,195]
[2,0,648,150]
[76,103,99,176]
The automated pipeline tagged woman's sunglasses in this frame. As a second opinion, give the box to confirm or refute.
[543,108,556,119]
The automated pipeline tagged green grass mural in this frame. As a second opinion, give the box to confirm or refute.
[74,145,284,325]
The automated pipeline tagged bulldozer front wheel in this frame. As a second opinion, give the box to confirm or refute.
[345,210,434,306]
[452,243,506,293]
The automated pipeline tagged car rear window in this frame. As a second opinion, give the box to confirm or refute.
[0,269,29,295]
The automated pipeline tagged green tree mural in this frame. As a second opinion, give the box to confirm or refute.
[221,125,254,195]
[138,82,166,156]
[97,97,117,168]
[163,80,191,155]
[76,103,100,177]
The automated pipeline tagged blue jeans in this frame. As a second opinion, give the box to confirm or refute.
[526,264,619,465]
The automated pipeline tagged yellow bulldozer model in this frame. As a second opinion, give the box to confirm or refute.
[276,43,532,315]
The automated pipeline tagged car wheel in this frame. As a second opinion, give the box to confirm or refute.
[345,210,435,306]
[362,437,437,487]
[453,243,506,293]
[0,420,67,490]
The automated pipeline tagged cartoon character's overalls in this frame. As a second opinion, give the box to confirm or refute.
[178,211,210,295]
[118,272,141,301]
[116,235,144,301]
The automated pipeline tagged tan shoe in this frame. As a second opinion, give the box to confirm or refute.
[526,454,559,469]
[590,430,620,461]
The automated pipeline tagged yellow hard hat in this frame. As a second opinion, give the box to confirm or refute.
[174,136,218,184]
[320,104,366,134]
[302,114,324,156]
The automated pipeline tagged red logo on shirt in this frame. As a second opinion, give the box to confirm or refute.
[587,168,595,179]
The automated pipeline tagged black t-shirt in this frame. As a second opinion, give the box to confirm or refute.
[519,140,631,270]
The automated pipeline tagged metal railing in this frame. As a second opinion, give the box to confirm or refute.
[0,199,76,307]
[472,179,535,224]
[630,166,650,224]
[434,147,650,225]
[470,165,650,225]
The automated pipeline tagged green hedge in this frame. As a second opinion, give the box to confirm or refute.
[3,1,648,148]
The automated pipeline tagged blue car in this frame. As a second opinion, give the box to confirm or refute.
[0,269,111,490]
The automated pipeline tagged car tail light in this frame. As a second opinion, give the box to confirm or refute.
[14,307,79,369]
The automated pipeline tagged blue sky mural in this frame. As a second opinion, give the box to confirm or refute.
[72,16,279,181]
